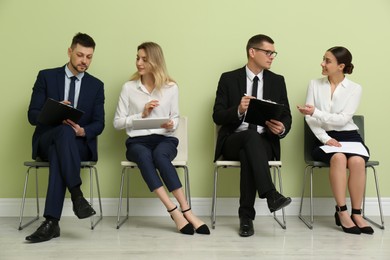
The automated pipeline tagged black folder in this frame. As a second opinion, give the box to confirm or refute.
[244,98,284,127]
[38,98,84,125]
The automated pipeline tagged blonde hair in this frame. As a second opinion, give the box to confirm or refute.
[130,42,175,89]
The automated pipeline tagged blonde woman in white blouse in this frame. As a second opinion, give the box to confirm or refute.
[298,46,373,235]
[114,42,209,235]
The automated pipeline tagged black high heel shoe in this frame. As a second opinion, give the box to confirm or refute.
[334,205,361,235]
[351,209,374,234]
[167,206,194,235]
[182,208,210,235]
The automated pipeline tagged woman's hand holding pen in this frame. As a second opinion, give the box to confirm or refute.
[238,94,255,114]
[142,99,159,118]
[297,104,314,116]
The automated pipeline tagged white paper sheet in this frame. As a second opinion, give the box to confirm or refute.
[320,142,369,157]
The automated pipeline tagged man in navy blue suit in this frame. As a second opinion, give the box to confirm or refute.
[26,33,105,243]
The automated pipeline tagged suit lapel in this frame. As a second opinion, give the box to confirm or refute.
[56,67,66,101]
[77,73,89,111]
[262,70,271,100]
[238,67,247,96]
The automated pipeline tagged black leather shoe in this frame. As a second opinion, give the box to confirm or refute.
[73,196,96,219]
[25,220,60,243]
[267,190,292,213]
[239,218,254,237]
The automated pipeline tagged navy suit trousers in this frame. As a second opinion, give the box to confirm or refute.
[37,124,91,219]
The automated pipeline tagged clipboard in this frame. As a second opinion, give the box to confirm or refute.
[38,98,84,125]
[244,98,284,127]
[132,117,170,130]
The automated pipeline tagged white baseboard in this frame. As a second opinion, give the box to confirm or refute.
[1,197,389,217]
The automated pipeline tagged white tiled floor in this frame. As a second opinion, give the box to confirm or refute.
[0,216,388,260]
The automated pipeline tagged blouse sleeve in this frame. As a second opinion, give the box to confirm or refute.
[113,83,142,130]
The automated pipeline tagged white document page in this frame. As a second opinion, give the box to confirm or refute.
[320,142,369,157]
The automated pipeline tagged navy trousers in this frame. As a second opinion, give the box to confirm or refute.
[37,125,91,219]
[222,130,275,220]
[125,134,181,192]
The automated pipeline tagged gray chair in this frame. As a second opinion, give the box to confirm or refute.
[18,160,103,230]
[211,125,286,229]
[298,115,384,229]
[116,116,191,229]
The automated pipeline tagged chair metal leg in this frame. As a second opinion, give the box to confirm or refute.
[210,166,219,229]
[363,166,385,229]
[175,165,191,208]
[117,167,130,229]
[182,165,191,208]
[18,167,40,230]
[88,166,103,230]
[298,165,314,229]
[272,166,286,229]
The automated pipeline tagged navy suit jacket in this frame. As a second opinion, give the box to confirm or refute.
[212,66,292,162]
[28,65,105,161]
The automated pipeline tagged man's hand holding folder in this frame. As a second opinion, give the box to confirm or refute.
[244,97,285,127]
[38,98,84,126]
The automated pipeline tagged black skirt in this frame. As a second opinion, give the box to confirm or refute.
[312,130,370,163]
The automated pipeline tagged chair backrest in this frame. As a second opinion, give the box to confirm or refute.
[304,115,365,163]
[353,115,365,141]
[173,116,188,162]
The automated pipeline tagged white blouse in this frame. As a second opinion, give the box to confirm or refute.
[113,79,179,137]
[305,77,362,144]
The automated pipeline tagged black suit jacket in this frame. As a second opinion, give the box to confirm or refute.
[28,65,105,161]
[212,66,292,161]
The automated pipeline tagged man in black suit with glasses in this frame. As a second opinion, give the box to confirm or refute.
[212,34,292,237]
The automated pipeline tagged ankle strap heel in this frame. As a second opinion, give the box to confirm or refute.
[350,208,374,235]
[181,207,191,214]
[335,205,348,212]
[334,205,361,235]
[351,208,362,215]
[167,205,178,213]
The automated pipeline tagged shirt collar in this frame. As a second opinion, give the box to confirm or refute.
[65,64,84,80]
[340,77,351,88]
[136,79,153,94]
[245,65,263,82]
[326,76,350,88]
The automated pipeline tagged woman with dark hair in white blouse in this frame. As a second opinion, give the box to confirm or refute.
[298,46,373,235]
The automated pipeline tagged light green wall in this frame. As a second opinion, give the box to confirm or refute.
[1,0,389,199]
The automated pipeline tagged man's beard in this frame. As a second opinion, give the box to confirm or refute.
[70,61,88,73]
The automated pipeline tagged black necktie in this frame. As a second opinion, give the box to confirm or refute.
[248,76,259,130]
[68,76,77,106]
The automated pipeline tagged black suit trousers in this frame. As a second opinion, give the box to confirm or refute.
[37,124,91,219]
[222,129,275,219]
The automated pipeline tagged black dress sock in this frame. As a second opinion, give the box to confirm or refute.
[70,185,83,201]
[45,216,59,224]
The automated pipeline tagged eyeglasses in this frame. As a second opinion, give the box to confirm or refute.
[252,47,278,58]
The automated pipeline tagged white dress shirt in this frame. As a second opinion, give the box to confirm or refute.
[236,66,264,133]
[113,79,179,137]
[305,77,362,144]
[64,65,84,108]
